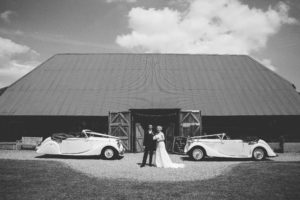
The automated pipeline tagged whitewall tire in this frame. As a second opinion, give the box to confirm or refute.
[103,147,116,160]
[253,148,266,161]
[191,147,205,161]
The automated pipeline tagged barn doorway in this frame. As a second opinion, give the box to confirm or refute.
[108,109,202,152]
[131,109,180,153]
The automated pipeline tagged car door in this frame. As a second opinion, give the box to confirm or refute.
[201,139,221,149]
[60,137,91,154]
[217,139,248,157]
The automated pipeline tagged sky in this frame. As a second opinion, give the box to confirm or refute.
[0,0,299,90]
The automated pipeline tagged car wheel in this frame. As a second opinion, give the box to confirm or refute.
[192,147,205,161]
[103,147,116,160]
[253,148,265,161]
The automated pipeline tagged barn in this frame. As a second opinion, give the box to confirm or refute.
[0,53,300,152]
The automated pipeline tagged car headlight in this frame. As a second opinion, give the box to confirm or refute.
[117,139,122,148]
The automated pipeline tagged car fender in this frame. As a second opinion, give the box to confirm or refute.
[250,140,277,157]
[101,145,118,154]
[36,137,61,155]
[102,140,120,152]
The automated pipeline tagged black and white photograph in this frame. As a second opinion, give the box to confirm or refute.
[0,0,300,199]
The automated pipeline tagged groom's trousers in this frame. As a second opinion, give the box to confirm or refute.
[142,146,154,165]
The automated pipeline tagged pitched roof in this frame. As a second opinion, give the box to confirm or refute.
[0,87,7,96]
[0,53,299,116]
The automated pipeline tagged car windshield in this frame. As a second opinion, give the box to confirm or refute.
[79,132,88,138]
[85,131,108,138]
[222,134,231,140]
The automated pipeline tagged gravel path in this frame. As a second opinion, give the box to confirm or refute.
[1,150,299,182]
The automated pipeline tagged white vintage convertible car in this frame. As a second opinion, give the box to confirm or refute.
[36,130,125,159]
[184,133,277,161]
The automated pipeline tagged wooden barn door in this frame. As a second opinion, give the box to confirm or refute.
[179,110,202,137]
[135,123,144,153]
[109,111,131,151]
[166,123,175,152]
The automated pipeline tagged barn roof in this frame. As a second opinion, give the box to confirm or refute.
[0,53,299,116]
[0,87,7,96]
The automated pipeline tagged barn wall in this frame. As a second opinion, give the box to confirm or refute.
[202,116,300,142]
[0,116,108,141]
[1,115,300,143]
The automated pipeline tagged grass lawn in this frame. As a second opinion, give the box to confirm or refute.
[1,159,300,200]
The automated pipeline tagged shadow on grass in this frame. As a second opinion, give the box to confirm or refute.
[1,159,300,200]
[35,154,124,160]
[180,156,274,162]
[136,162,155,167]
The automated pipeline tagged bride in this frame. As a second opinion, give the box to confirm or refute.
[153,126,184,168]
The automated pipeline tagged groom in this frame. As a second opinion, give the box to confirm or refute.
[140,124,156,167]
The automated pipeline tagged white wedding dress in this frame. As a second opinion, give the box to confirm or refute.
[153,132,185,168]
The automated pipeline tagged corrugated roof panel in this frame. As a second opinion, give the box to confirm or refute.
[278,91,299,114]
[265,91,291,115]
[228,92,243,116]
[0,54,300,116]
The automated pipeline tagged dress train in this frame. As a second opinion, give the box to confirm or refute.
[153,132,184,168]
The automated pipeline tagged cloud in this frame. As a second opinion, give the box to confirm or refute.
[0,28,24,37]
[0,10,16,23]
[106,0,137,3]
[0,37,40,87]
[0,28,129,53]
[0,37,31,57]
[116,0,296,54]
[260,58,276,71]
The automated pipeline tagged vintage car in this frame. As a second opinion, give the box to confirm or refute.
[36,130,125,159]
[184,133,277,161]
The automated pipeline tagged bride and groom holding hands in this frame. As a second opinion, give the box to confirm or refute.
[140,124,184,168]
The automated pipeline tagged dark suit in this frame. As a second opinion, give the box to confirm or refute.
[142,130,156,166]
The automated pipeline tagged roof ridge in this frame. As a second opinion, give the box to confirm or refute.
[54,53,249,56]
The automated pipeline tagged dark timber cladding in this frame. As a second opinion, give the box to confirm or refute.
[0,54,300,150]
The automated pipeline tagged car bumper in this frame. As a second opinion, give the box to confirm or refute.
[118,145,125,156]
